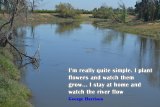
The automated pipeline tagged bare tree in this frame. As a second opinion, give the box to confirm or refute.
[29,0,42,12]
[0,0,38,65]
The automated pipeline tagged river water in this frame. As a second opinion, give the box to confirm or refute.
[16,22,160,107]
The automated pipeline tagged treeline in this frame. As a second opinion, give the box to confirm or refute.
[55,3,137,23]
[135,0,160,21]
[33,10,56,13]
[92,4,131,23]
[54,1,160,22]
[54,3,130,22]
[55,3,80,18]
[0,1,131,22]
[1,1,160,22]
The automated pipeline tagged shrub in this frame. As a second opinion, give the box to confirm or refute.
[33,10,56,13]
[92,6,114,19]
[55,3,80,18]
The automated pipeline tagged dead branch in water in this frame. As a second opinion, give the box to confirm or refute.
[0,0,39,67]
[0,31,38,64]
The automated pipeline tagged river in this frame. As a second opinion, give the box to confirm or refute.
[16,22,160,107]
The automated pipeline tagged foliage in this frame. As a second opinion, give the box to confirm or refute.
[92,4,128,23]
[0,48,31,107]
[119,3,127,23]
[0,1,31,106]
[28,0,43,12]
[33,9,56,13]
[76,9,92,14]
[55,3,80,18]
[127,7,135,15]
[92,6,114,19]
[0,0,28,32]
[135,0,160,21]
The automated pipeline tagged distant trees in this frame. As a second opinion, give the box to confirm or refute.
[29,0,43,12]
[92,4,127,23]
[92,6,114,19]
[127,7,135,15]
[55,3,80,18]
[135,0,160,21]
[76,9,92,14]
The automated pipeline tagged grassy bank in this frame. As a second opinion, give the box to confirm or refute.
[26,13,160,39]
[0,47,32,107]
[26,13,104,25]
[0,12,160,106]
[93,17,160,40]
[1,13,160,39]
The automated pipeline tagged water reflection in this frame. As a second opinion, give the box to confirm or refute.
[18,23,160,107]
[20,23,160,88]
[138,38,160,87]
[30,26,36,38]
[102,30,126,48]
[101,29,160,88]
[55,21,81,34]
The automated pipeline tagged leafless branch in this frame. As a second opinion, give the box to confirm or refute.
[0,0,39,67]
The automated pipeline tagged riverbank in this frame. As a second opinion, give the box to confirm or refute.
[2,13,160,39]
[93,20,160,40]
[0,12,160,107]
[26,13,100,25]
[0,47,32,107]
[26,13,160,40]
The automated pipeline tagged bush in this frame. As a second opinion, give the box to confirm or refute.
[33,10,56,13]
[92,6,114,19]
[0,49,31,107]
[55,3,80,18]
[76,9,92,14]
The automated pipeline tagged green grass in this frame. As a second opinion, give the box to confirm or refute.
[93,20,160,40]
[0,48,32,107]
[2,12,160,38]
[33,10,56,13]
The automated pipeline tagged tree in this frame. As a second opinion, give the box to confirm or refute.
[29,0,43,12]
[92,4,127,23]
[119,3,127,23]
[0,0,26,31]
[135,0,160,21]
[0,0,2,11]
[127,7,135,15]
[92,6,114,19]
[55,3,79,18]
[0,0,37,62]
[0,0,9,11]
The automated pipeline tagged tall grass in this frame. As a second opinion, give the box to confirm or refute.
[0,48,32,107]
